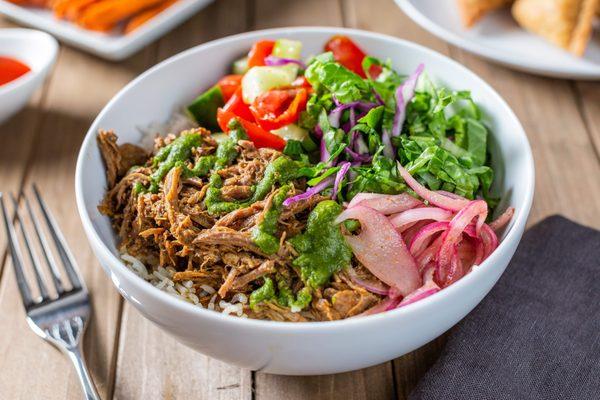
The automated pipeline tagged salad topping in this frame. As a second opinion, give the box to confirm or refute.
[98,35,514,321]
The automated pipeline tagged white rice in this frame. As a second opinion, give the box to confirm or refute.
[120,253,249,318]
[122,114,253,317]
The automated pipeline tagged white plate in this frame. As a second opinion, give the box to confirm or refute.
[396,0,600,80]
[0,0,213,61]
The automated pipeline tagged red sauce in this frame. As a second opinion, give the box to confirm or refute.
[0,56,31,86]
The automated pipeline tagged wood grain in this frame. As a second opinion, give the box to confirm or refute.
[342,0,450,53]
[256,363,395,400]
[574,81,600,160]
[0,31,156,399]
[112,2,254,399]
[0,0,599,399]
[0,18,53,279]
[113,304,252,400]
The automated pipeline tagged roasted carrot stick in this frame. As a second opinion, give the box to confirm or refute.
[76,0,166,32]
[53,0,100,20]
[7,0,49,7]
[124,0,178,34]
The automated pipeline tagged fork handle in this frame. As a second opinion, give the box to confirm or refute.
[66,346,101,400]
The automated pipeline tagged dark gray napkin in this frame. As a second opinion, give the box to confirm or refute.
[409,216,600,400]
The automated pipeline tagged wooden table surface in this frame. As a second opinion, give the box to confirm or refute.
[1,0,599,399]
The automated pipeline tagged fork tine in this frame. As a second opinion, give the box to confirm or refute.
[23,194,65,295]
[10,194,50,301]
[32,185,83,291]
[0,193,34,308]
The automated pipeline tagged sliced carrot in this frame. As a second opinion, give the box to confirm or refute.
[124,0,178,34]
[76,0,166,32]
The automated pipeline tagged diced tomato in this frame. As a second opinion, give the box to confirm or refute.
[250,88,308,131]
[368,64,383,80]
[217,108,286,150]
[324,35,367,78]
[217,74,242,102]
[247,40,275,68]
[222,87,254,121]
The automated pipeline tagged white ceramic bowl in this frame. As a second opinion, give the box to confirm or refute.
[75,27,534,375]
[0,28,58,123]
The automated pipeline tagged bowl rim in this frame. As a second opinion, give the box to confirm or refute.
[75,26,535,331]
[0,28,58,96]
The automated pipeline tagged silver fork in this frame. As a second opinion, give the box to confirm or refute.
[0,186,101,400]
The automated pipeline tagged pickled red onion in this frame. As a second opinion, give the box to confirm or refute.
[390,207,453,230]
[397,162,469,211]
[336,205,421,296]
[347,193,422,215]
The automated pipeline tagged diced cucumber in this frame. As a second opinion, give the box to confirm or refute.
[241,65,298,104]
[272,39,302,60]
[232,56,248,75]
[211,132,229,144]
[187,85,224,131]
[279,63,299,79]
[271,124,309,141]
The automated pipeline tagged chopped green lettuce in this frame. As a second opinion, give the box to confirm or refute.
[305,52,371,104]
[347,151,406,199]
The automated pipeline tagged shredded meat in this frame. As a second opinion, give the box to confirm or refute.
[97,130,147,188]
[221,185,253,201]
[193,228,265,255]
[98,128,385,321]
[232,260,276,290]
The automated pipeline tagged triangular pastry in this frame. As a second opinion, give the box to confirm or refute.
[457,0,514,27]
[512,0,599,56]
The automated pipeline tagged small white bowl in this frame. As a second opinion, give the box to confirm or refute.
[75,27,534,375]
[0,28,58,123]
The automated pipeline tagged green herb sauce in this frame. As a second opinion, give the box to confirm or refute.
[289,200,352,288]
[147,132,202,193]
[182,155,216,179]
[277,280,312,311]
[204,121,248,214]
[251,184,292,255]
[250,156,304,203]
[205,144,305,215]
[249,277,276,310]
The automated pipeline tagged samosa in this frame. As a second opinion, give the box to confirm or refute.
[457,0,514,27]
[512,0,599,56]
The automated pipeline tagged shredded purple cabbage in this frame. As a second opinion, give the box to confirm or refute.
[320,137,332,165]
[354,135,369,155]
[283,175,335,207]
[332,162,351,200]
[344,147,372,163]
[264,55,307,69]
[341,121,352,133]
[328,101,377,128]
[392,63,425,137]
[382,128,395,159]
[349,129,359,149]
[314,124,323,139]
[372,88,385,105]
